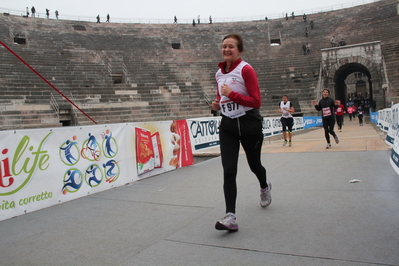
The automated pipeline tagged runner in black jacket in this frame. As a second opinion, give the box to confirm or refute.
[312,89,339,149]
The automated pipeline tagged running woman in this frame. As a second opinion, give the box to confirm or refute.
[278,95,295,146]
[211,34,271,232]
[312,89,339,149]
[335,100,345,132]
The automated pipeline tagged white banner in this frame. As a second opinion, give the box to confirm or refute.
[187,117,221,151]
[389,104,399,174]
[0,120,194,221]
[263,116,304,138]
[386,106,399,147]
[187,116,304,150]
[378,108,391,133]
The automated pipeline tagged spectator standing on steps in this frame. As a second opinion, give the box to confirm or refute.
[209,16,212,24]
[197,15,200,24]
[174,16,177,23]
[305,28,309,37]
[106,14,110,22]
[31,6,36,17]
[55,10,59,19]
[211,34,272,232]
[96,14,100,23]
[306,43,311,54]
[302,44,307,55]
[46,8,50,19]
[330,36,336,47]
[310,20,314,29]
[26,7,29,17]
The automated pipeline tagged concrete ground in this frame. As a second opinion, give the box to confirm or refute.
[1,119,398,266]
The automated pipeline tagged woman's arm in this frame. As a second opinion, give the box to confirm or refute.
[312,100,321,111]
[288,103,295,113]
[211,78,221,111]
[227,65,261,109]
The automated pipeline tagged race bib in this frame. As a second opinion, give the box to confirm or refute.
[322,107,332,117]
[282,110,290,118]
[220,97,245,118]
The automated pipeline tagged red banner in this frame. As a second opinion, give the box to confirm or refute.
[171,120,194,167]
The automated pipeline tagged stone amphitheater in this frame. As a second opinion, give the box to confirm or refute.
[0,0,398,130]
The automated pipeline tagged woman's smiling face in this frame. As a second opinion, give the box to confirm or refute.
[222,37,242,63]
[322,89,330,98]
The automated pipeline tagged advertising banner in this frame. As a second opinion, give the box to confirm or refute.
[385,107,398,147]
[128,120,194,180]
[370,111,378,124]
[187,117,221,151]
[293,117,305,131]
[303,116,323,129]
[0,124,129,221]
[378,108,391,132]
[389,104,399,174]
[0,120,194,221]
[187,116,305,151]
[263,116,305,137]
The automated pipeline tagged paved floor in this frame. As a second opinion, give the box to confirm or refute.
[1,119,398,266]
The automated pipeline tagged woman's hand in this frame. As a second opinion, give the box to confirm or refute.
[312,100,318,106]
[221,84,232,97]
[211,100,220,110]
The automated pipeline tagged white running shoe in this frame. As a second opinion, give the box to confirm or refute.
[260,183,272,208]
[215,213,238,231]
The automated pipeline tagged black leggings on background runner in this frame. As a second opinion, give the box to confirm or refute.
[322,117,337,143]
[281,117,294,132]
[336,115,343,130]
[219,128,267,214]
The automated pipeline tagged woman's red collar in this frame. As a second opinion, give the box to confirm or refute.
[218,58,242,73]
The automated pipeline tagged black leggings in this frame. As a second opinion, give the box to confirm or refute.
[219,128,267,214]
[281,117,294,132]
[358,114,363,124]
[336,115,343,129]
[322,117,337,143]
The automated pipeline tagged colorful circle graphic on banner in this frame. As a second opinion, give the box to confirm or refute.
[103,160,120,183]
[62,168,83,194]
[81,133,101,161]
[102,130,119,158]
[85,164,103,188]
[59,137,80,166]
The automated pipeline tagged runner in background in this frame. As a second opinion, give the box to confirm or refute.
[335,100,345,132]
[278,95,295,146]
[312,89,339,149]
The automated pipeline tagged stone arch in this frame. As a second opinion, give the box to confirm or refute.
[326,56,382,108]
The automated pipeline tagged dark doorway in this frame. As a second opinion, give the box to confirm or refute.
[334,63,372,108]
